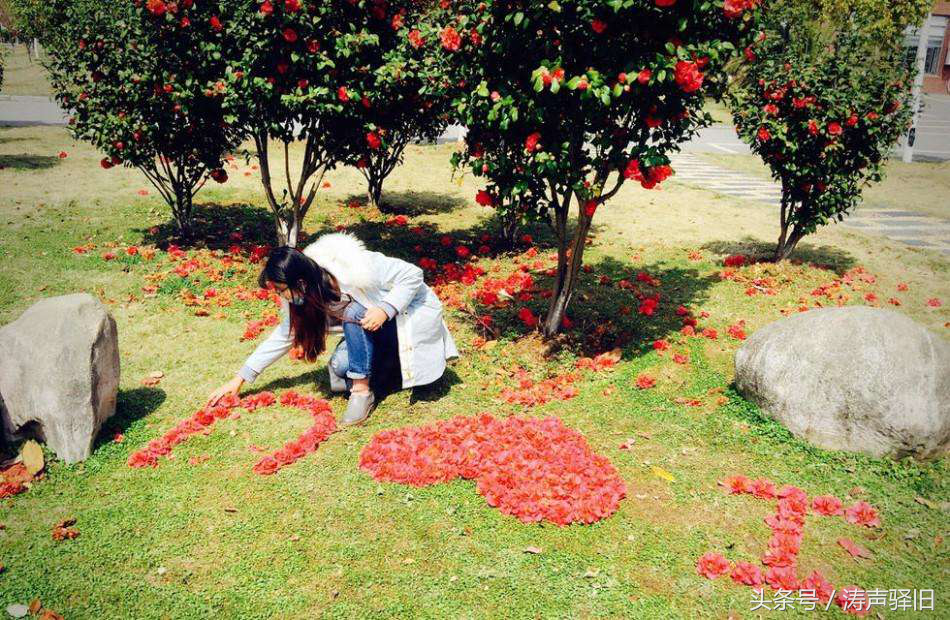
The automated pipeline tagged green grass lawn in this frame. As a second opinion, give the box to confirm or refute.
[1,126,948,619]
[696,152,950,222]
[0,45,53,97]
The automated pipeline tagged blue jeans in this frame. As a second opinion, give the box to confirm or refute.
[329,301,398,384]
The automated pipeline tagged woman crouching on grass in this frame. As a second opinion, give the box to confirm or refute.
[206,232,459,426]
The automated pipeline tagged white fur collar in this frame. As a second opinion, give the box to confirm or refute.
[302,232,376,291]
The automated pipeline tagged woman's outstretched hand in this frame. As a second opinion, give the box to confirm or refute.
[360,306,389,331]
[206,376,245,407]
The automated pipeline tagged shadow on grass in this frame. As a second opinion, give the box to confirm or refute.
[343,189,468,217]
[0,153,59,170]
[410,367,463,404]
[94,386,167,450]
[702,236,857,274]
[134,202,277,250]
[503,255,719,358]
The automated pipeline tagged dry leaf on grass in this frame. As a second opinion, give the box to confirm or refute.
[141,371,165,387]
[523,546,543,554]
[837,538,872,559]
[51,518,79,541]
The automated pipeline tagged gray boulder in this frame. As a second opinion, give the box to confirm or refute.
[0,293,119,463]
[734,307,949,459]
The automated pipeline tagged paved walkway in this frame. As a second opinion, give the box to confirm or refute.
[670,152,950,255]
[0,95,67,125]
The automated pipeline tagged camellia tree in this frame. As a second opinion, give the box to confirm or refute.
[423,0,763,335]
[42,0,242,236]
[219,0,428,246]
[727,0,926,261]
[347,2,453,211]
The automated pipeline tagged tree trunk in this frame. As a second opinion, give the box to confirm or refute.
[774,227,803,262]
[541,192,590,337]
[774,188,803,261]
[499,213,520,247]
[171,188,193,239]
[366,172,383,211]
[276,216,300,248]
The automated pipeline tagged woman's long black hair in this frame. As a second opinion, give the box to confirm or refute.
[258,246,341,363]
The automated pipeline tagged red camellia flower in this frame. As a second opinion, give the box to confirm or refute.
[100,158,114,169]
[590,19,607,34]
[285,0,300,11]
[475,190,494,206]
[656,0,677,6]
[283,27,298,43]
[810,494,843,516]
[366,131,382,150]
[524,132,541,152]
[58,151,68,159]
[337,86,349,102]
[724,0,760,19]
[750,477,776,499]
[146,0,167,16]
[210,16,223,31]
[637,69,652,84]
[260,1,273,16]
[518,307,538,329]
[210,168,228,183]
[440,26,461,51]
[827,121,843,136]
[673,60,704,93]
[635,374,656,389]
[730,562,763,586]
[757,126,771,141]
[926,297,942,307]
[843,501,880,527]
[408,29,425,48]
[765,566,800,591]
[696,552,730,579]
[583,200,597,218]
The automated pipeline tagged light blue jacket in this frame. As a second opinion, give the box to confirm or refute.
[239,233,458,389]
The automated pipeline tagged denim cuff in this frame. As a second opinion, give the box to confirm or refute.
[237,365,260,384]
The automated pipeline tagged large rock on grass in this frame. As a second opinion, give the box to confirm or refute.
[734,307,949,459]
[0,293,119,463]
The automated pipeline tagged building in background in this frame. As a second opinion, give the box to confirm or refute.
[907,3,950,94]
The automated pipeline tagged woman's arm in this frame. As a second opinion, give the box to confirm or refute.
[373,252,425,318]
[237,304,293,383]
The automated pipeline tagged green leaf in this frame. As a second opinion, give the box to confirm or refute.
[514,12,524,26]
[550,79,560,94]
[567,76,581,89]
[547,1,561,11]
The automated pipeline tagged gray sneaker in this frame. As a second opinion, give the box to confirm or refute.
[341,390,376,427]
